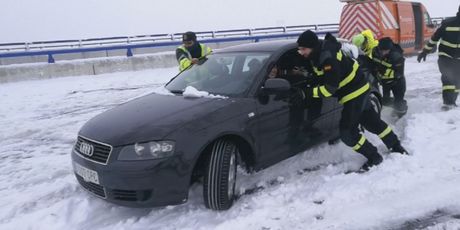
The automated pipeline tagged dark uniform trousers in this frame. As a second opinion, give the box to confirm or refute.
[438,56,460,105]
[382,77,406,106]
[340,90,399,158]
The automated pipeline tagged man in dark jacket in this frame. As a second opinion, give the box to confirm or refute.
[176,31,212,71]
[372,37,407,116]
[297,30,408,171]
[418,5,460,110]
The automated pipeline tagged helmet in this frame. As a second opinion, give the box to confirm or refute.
[352,34,365,48]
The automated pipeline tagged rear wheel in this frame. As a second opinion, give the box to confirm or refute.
[203,139,238,210]
[369,93,382,115]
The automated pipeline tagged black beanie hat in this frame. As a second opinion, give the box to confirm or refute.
[182,31,197,42]
[378,37,393,50]
[297,30,319,48]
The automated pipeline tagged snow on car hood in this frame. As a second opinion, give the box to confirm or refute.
[79,92,232,146]
[182,86,228,99]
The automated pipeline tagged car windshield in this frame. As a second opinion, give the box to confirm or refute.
[165,52,270,97]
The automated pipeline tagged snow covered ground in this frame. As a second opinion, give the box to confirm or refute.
[1,56,460,230]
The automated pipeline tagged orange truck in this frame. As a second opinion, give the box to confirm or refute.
[338,0,437,54]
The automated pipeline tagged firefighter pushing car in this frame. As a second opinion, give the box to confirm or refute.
[371,37,408,116]
[296,30,408,171]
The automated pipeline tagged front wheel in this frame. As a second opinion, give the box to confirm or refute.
[203,139,238,210]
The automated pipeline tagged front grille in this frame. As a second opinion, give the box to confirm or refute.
[111,189,152,202]
[74,136,112,164]
[112,189,138,201]
[76,175,106,198]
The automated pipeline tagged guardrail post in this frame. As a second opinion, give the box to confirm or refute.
[127,48,133,57]
[48,54,55,63]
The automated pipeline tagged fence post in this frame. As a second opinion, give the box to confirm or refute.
[48,54,55,63]
[127,48,133,57]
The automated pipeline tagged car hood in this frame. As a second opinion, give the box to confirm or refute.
[79,93,234,146]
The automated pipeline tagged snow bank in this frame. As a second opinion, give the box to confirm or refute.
[1,56,460,230]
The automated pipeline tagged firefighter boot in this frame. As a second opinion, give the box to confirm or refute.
[358,141,383,171]
[393,99,408,117]
[390,143,409,155]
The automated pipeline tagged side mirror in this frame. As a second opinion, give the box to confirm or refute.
[262,78,291,95]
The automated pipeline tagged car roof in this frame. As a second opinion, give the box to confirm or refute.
[213,39,298,53]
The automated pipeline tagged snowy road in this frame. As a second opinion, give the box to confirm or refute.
[1,57,460,230]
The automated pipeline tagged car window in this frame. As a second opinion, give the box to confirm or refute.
[242,55,269,72]
[423,11,432,26]
[166,52,270,97]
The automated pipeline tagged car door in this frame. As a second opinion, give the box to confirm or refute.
[254,89,293,167]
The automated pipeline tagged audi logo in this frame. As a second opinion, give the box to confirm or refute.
[79,142,94,157]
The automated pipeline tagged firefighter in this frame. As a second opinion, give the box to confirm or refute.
[417,6,460,110]
[372,37,408,116]
[176,31,212,71]
[351,29,379,58]
[296,30,408,170]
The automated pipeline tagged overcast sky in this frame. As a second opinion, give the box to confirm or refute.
[0,0,458,43]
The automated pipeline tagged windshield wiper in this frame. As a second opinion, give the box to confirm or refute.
[169,89,184,95]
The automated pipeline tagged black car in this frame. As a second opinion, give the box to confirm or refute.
[71,40,382,210]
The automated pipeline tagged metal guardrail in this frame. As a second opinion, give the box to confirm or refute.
[0,24,339,64]
[0,17,444,64]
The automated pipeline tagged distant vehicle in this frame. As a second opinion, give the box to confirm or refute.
[71,40,382,210]
[338,0,437,53]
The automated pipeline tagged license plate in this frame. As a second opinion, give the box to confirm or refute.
[74,163,100,185]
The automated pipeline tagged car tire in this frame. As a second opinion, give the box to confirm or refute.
[203,139,238,210]
[369,93,382,115]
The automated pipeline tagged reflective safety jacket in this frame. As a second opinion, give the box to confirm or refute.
[176,43,212,71]
[422,16,460,59]
[361,29,379,58]
[305,39,370,104]
[371,44,405,82]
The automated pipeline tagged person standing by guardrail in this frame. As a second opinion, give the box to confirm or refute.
[417,5,460,110]
[176,31,212,71]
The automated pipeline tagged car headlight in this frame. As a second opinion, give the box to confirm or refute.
[118,141,175,161]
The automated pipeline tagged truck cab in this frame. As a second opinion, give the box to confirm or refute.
[338,0,437,54]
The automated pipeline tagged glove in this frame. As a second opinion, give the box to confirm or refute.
[417,52,427,63]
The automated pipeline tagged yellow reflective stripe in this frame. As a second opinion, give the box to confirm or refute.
[336,51,343,61]
[372,58,392,68]
[319,86,332,97]
[446,27,460,32]
[381,61,392,68]
[456,89,460,93]
[382,69,394,79]
[443,85,456,91]
[339,61,359,88]
[440,40,460,48]
[179,58,192,71]
[428,39,438,44]
[313,87,319,98]
[352,135,366,151]
[424,44,434,50]
[313,66,324,76]
[339,83,370,104]
[200,44,212,56]
[439,52,453,58]
[378,126,392,139]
